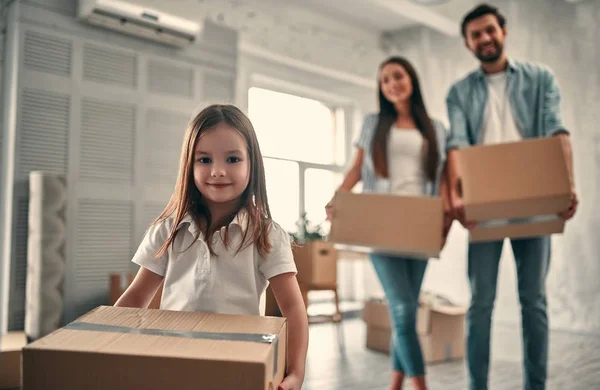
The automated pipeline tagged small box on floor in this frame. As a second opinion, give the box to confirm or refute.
[292,240,337,285]
[329,191,443,259]
[363,299,392,353]
[418,294,467,364]
[109,272,162,309]
[0,331,27,389]
[456,136,571,242]
[23,306,286,390]
[363,295,467,364]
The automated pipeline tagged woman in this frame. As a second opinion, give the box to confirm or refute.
[325,57,451,390]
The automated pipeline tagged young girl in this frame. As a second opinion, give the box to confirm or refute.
[326,57,451,390]
[115,104,308,390]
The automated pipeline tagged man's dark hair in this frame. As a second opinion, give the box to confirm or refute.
[461,3,506,38]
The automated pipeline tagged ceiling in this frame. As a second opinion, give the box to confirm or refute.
[276,0,418,31]
[283,0,481,36]
[278,0,594,36]
[129,0,590,38]
[128,0,477,37]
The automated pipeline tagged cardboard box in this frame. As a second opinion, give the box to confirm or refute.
[292,240,337,285]
[110,272,162,309]
[0,332,27,389]
[329,191,443,259]
[365,325,391,353]
[363,297,467,364]
[363,299,392,353]
[23,306,286,390]
[418,299,467,363]
[457,137,571,242]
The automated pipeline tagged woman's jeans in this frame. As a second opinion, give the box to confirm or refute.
[370,254,428,377]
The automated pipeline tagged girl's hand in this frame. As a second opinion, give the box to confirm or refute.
[278,373,303,390]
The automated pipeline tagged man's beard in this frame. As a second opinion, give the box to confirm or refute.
[475,41,504,63]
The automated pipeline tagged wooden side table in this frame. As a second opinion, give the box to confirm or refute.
[298,282,342,324]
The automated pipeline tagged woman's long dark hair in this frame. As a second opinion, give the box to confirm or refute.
[371,57,439,181]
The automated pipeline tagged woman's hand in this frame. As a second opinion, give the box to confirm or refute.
[325,199,334,221]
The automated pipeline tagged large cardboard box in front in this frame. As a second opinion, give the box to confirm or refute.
[22,306,287,390]
[329,192,443,259]
[0,332,27,389]
[457,137,571,242]
[363,298,466,364]
[292,240,337,285]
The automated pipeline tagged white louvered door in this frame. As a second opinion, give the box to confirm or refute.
[144,108,188,197]
[148,60,194,98]
[7,16,237,328]
[23,30,72,76]
[9,29,72,330]
[80,98,135,183]
[83,43,137,88]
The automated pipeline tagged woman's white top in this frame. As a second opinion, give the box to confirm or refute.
[387,128,427,196]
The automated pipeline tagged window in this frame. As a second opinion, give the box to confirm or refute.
[264,158,299,233]
[248,87,347,235]
[249,87,345,165]
[304,169,343,230]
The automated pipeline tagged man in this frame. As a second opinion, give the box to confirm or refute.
[445,4,578,390]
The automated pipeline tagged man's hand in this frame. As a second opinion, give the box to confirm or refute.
[558,189,578,220]
[554,133,577,221]
[448,184,476,230]
[442,212,453,248]
[278,373,303,390]
[446,151,476,230]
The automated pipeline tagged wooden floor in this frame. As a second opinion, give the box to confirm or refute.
[303,317,600,390]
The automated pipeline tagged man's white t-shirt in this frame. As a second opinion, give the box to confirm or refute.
[480,71,522,145]
[131,213,297,316]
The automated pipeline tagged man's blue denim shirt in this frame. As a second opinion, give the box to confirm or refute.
[446,58,569,150]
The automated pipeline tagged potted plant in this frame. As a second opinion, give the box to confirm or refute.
[289,213,326,245]
[288,213,337,286]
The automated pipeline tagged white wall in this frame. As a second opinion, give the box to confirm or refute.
[384,0,600,335]
[203,0,385,84]
[201,0,388,116]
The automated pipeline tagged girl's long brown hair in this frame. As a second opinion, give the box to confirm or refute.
[153,104,272,257]
[372,57,439,181]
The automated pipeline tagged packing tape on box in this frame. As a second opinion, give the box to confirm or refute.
[476,214,560,228]
[332,243,434,260]
[64,321,279,376]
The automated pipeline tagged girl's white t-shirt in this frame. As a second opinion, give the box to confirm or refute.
[131,213,297,316]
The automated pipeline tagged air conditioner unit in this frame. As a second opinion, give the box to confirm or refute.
[78,0,203,47]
